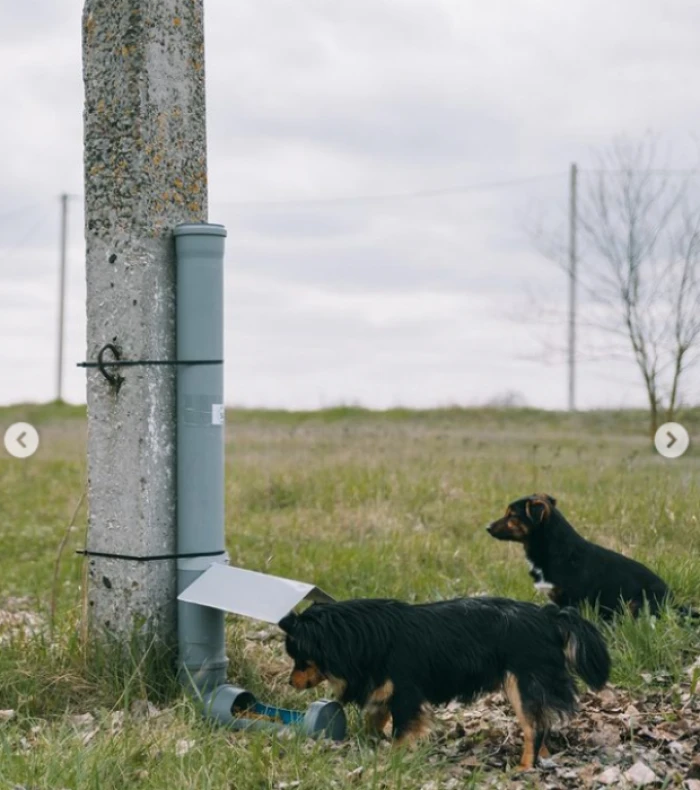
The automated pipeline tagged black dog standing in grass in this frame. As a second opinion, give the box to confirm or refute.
[279,597,610,770]
[487,494,675,619]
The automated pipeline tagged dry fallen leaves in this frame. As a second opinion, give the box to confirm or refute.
[596,765,622,785]
[346,766,364,782]
[110,710,125,734]
[624,761,657,786]
[130,700,161,720]
[357,668,700,788]
[175,739,195,757]
[0,598,44,645]
[688,755,700,780]
[68,713,95,729]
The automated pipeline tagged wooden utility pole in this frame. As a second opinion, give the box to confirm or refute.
[568,163,578,412]
[82,0,208,643]
[56,193,68,403]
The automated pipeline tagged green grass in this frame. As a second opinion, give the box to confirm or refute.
[0,404,699,788]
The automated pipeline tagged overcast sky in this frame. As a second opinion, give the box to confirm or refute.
[1,0,699,410]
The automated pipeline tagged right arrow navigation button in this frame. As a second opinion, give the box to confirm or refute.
[655,422,689,459]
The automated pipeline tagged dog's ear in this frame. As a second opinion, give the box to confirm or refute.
[278,611,323,663]
[526,494,556,524]
[278,611,298,635]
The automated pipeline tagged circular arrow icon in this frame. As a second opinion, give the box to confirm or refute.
[3,422,40,459]
[654,422,689,459]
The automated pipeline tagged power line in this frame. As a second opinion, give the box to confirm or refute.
[66,169,699,211]
[0,201,51,224]
[214,172,565,208]
[0,208,52,267]
[581,168,699,175]
[212,168,700,209]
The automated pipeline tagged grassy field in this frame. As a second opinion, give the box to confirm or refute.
[1,404,699,789]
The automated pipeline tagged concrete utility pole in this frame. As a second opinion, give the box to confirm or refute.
[82,0,208,643]
[56,193,69,403]
[568,163,578,412]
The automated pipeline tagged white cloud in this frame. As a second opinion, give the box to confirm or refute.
[1,0,699,409]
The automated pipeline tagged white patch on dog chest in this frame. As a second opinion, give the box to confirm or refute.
[527,561,553,593]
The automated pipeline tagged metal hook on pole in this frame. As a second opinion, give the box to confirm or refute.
[96,343,124,390]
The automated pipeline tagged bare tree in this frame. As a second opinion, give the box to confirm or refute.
[535,136,700,437]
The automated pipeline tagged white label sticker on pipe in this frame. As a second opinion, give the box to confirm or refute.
[212,404,225,425]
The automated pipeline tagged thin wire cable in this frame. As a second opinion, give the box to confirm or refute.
[211,168,700,208]
[581,168,699,175]
[0,207,51,267]
[212,173,566,208]
[69,168,699,210]
[0,201,51,224]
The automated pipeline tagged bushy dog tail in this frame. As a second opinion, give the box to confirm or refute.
[545,605,611,690]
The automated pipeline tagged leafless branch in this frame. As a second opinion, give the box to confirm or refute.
[530,134,700,433]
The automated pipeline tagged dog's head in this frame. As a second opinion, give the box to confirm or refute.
[279,601,389,699]
[278,608,328,690]
[486,494,557,542]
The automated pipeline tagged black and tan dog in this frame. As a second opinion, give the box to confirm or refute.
[487,494,675,619]
[278,596,610,770]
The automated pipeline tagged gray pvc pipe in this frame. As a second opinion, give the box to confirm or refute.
[172,225,346,742]
[174,223,229,692]
[200,684,257,726]
[302,699,347,740]
[200,685,347,740]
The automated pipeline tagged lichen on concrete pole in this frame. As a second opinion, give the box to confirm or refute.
[81,0,207,644]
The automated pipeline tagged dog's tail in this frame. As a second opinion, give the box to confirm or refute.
[545,605,611,690]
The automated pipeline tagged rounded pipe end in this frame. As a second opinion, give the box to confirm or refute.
[302,699,347,741]
[173,222,227,238]
[200,684,257,726]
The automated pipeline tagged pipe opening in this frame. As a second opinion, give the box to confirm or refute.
[231,691,256,715]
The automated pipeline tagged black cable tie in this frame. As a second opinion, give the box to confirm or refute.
[77,343,222,387]
[78,360,223,368]
[75,549,225,562]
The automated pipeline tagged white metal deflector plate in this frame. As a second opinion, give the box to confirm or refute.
[177,564,335,624]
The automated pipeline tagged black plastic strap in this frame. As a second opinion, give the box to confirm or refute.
[77,343,222,388]
[76,549,224,562]
[77,360,223,367]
